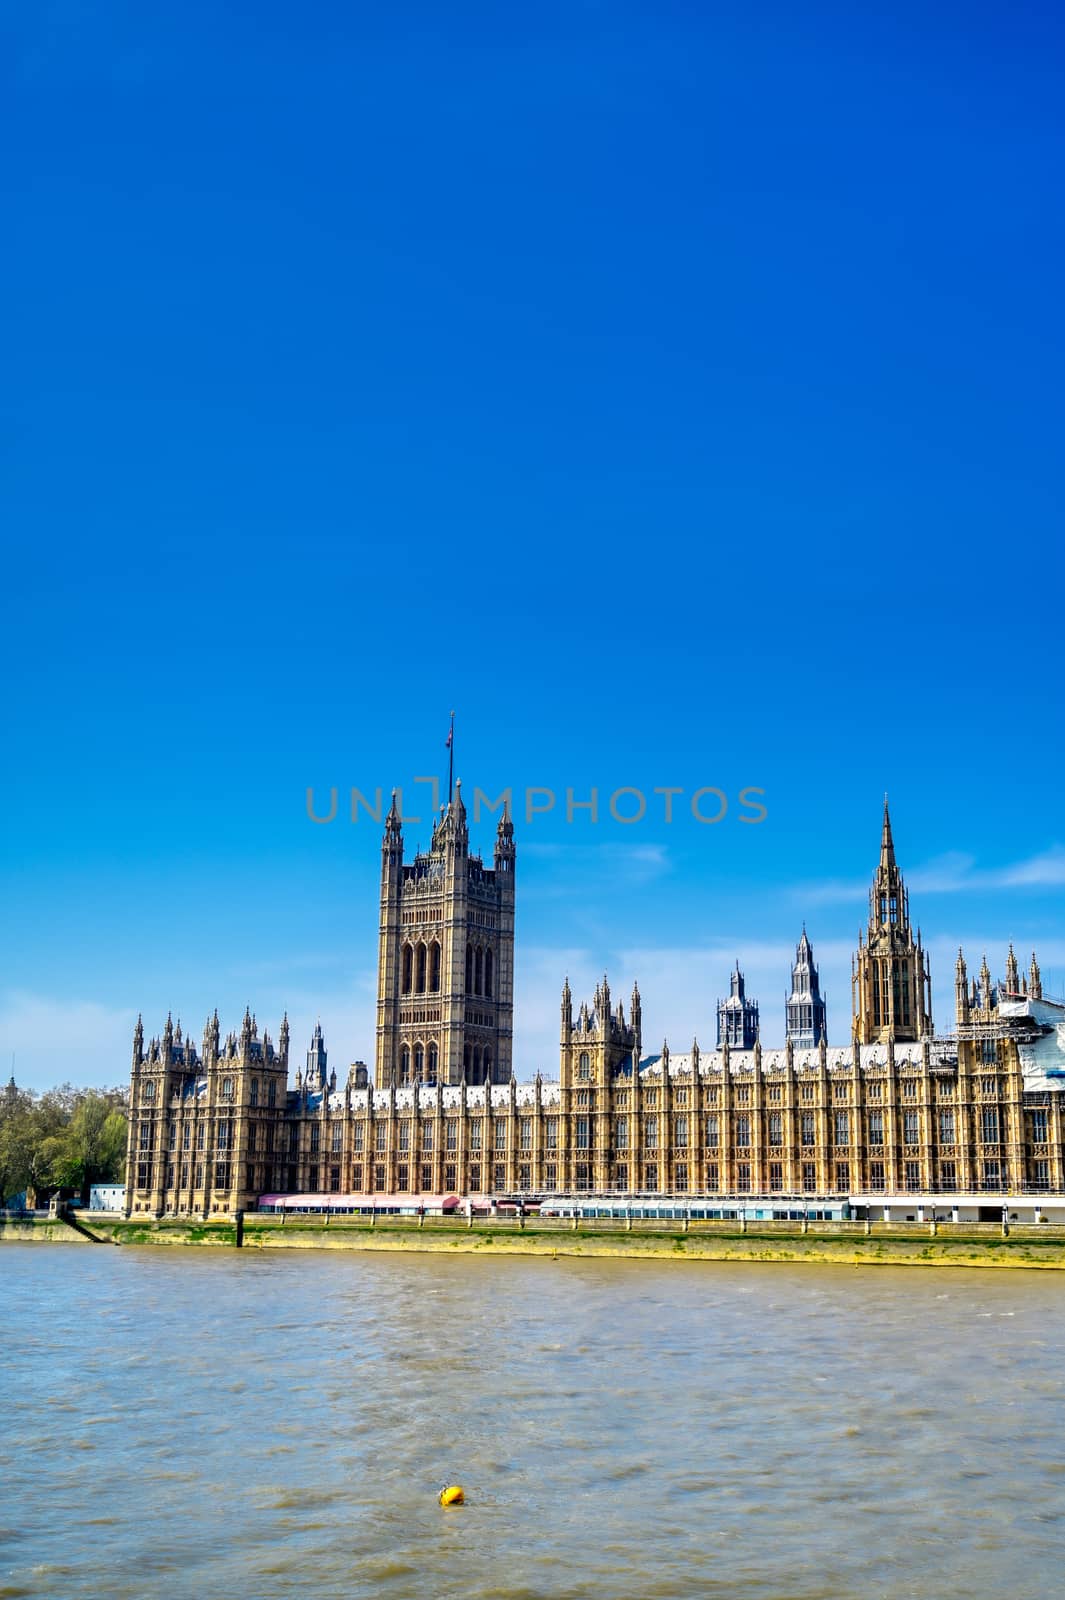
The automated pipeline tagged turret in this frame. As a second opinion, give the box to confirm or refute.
[955,949,970,1027]
[133,1014,144,1068]
[561,977,573,1039]
[1005,944,1020,995]
[979,954,992,1012]
[1030,952,1043,1001]
[494,796,515,876]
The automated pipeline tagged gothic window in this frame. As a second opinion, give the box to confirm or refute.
[310,1124,320,1154]
[268,1081,276,1109]
[939,1109,956,1144]
[470,1120,482,1152]
[427,1042,438,1085]
[674,1115,688,1148]
[143,1080,156,1103]
[414,1043,424,1081]
[768,1112,783,1147]
[475,947,484,996]
[644,1115,658,1149]
[868,1111,884,1147]
[375,1121,386,1153]
[675,1164,689,1192]
[1029,1109,1048,1143]
[402,945,413,994]
[138,1121,151,1151]
[735,1114,751,1148]
[400,1045,411,1085]
[472,1046,481,1081]
[835,1161,849,1191]
[615,1117,628,1150]
[221,1077,233,1101]
[980,1107,1000,1144]
[249,1080,259,1108]
[801,1112,815,1147]
[545,1117,558,1151]
[422,1121,434,1152]
[494,1117,506,1151]
[429,942,441,992]
[705,1114,719,1146]
[484,948,493,998]
[446,1118,458,1151]
[903,1111,919,1146]
[399,1121,410,1152]
[576,1117,590,1150]
[248,1124,256,1154]
[416,944,427,993]
[465,943,473,993]
[835,1112,850,1145]
[577,1052,591,1082]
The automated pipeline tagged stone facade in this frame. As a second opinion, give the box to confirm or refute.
[124,798,1065,1216]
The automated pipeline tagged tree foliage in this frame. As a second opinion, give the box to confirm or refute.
[0,1080,128,1205]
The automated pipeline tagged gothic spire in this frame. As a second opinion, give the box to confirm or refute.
[880,795,896,871]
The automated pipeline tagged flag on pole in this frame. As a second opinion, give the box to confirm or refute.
[445,725,452,749]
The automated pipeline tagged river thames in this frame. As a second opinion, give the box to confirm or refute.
[2,1246,1063,1599]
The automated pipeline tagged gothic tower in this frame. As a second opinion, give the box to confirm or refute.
[375,782,515,1088]
[785,927,827,1048]
[852,799,932,1044]
[717,963,759,1049]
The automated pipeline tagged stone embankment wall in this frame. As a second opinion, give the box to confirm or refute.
[5,1214,1065,1268]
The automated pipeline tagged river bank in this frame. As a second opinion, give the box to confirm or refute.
[6,1213,1065,1268]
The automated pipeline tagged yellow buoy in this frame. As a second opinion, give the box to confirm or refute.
[439,1485,465,1507]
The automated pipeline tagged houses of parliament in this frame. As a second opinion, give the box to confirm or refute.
[124,784,1065,1217]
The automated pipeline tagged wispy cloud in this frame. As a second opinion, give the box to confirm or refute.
[0,992,138,1093]
[798,845,1065,906]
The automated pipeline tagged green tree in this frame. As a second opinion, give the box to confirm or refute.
[45,1093,128,1202]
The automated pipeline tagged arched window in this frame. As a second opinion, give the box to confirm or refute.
[427,1042,438,1086]
[464,1044,472,1078]
[474,947,484,996]
[402,946,413,994]
[578,1051,591,1082]
[429,941,441,992]
[484,948,493,999]
[416,944,427,993]
[400,1045,410,1086]
[465,943,473,993]
[414,1043,424,1082]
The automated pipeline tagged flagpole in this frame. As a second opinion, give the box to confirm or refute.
[448,710,455,806]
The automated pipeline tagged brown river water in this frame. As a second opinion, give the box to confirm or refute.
[2,1245,1064,1599]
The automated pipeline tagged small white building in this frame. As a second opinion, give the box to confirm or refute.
[89,1183,126,1212]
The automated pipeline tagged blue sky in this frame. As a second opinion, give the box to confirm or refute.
[2,2,1063,1089]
